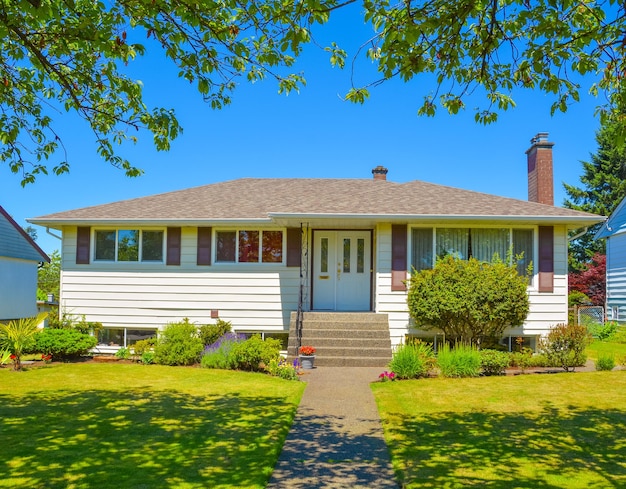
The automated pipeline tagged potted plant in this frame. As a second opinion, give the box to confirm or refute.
[299,345,316,369]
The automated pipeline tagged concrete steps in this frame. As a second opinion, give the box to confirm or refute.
[288,312,392,368]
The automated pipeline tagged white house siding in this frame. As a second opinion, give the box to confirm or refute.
[606,232,626,322]
[0,257,39,320]
[374,223,570,348]
[60,226,299,332]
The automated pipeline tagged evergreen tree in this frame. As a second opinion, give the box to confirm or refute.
[563,121,626,270]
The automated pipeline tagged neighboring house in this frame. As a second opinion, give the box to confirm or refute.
[595,196,626,323]
[0,205,50,322]
[28,134,603,354]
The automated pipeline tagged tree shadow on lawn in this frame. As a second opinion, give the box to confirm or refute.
[386,403,626,488]
[0,388,297,489]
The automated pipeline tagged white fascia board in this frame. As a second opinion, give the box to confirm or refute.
[268,212,605,226]
[26,218,273,229]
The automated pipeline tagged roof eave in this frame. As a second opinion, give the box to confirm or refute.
[26,218,274,229]
[268,212,605,226]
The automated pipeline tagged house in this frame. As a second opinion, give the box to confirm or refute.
[595,196,626,322]
[28,133,603,361]
[0,205,50,322]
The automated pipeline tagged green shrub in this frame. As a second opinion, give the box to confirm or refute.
[153,318,204,366]
[596,353,616,371]
[132,338,155,356]
[201,333,247,369]
[540,323,591,372]
[267,357,299,380]
[479,349,510,376]
[198,319,232,346]
[230,334,281,372]
[388,341,435,379]
[115,347,131,360]
[509,347,535,372]
[141,351,155,365]
[33,328,97,360]
[437,343,482,378]
[588,321,618,341]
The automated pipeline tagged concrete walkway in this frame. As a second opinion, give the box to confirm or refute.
[267,367,399,489]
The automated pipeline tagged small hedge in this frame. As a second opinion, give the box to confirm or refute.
[153,319,204,366]
[33,328,97,359]
[479,349,510,376]
[201,333,281,372]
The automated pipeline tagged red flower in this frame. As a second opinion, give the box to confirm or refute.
[10,354,16,360]
[299,346,316,356]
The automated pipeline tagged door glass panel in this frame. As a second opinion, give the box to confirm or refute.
[321,238,328,273]
[357,238,364,273]
[343,238,350,273]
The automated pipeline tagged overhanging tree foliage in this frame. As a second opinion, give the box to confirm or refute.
[407,255,530,345]
[3,1,626,184]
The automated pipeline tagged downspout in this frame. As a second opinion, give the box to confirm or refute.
[46,227,62,240]
[567,227,589,242]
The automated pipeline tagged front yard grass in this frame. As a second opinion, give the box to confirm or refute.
[585,340,626,363]
[0,363,305,489]
[373,371,626,488]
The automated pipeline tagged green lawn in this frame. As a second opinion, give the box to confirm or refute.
[373,371,626,488]
[586,340,626,363]
[0,363,305,489]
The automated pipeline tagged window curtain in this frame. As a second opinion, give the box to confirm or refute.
[436,228,469,260]
[471,228,509,262]
[411,228,433,271]
[513,229,533,276]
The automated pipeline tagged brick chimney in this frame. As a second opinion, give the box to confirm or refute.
[526,132,554,205]
[372,165,388,181]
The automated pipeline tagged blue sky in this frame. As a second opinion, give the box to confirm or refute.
[1,6,603,255]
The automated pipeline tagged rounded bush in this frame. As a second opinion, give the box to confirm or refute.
[33,328,97,359]
[596,354,616,371]
[480,349,510,376]
[153,319,204,366]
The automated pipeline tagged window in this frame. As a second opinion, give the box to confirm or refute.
[411,227,534,276]
[94,229,164,262]
[215,229,284,263]
[98,328,157,347]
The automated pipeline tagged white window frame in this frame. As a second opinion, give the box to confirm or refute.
[92,228,166,263]
[213,228,286,265]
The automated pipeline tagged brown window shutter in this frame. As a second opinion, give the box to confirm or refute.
[197,227,212,266]
[391,224,408,291]
[286,228,301,267]
[538,226,554,293]
[167,227,181,266]
[76,226,90,264]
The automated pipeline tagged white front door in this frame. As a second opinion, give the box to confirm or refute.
[312,231,371,311]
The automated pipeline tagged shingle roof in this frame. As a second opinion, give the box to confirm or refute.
[29,177,603,225]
